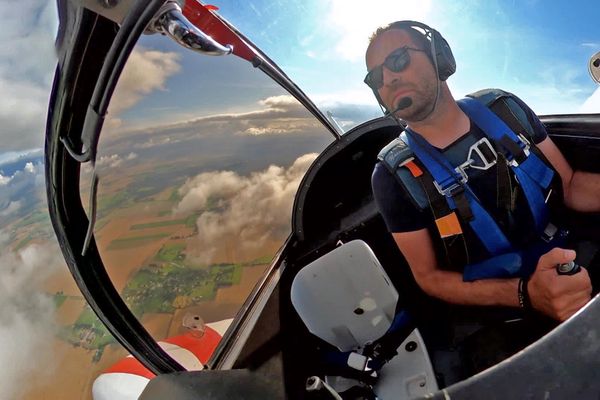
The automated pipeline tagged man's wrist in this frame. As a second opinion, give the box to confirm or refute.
[518,277,532,310]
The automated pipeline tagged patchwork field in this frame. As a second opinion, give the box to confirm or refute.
[12,149,297,400]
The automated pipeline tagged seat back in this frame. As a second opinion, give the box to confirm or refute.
[291,240,398,351]
[290,240,439,399]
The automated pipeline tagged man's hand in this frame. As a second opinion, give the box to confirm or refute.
[528,248,592,321]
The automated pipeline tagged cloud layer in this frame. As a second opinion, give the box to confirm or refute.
[0,161,45,225]
[0,0,57,152]
[0,236,63,400]
[106,49,182,130]
[174,153,318,265]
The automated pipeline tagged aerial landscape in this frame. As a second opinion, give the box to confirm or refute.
[6,138,325,399]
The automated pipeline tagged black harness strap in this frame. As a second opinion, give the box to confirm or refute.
[417,165,470,269]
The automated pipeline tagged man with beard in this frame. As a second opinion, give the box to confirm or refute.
[366,21,600,324]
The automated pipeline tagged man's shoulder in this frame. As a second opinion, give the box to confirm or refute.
[467,88,547,144]
[467,88,515,106]
[376,134,412,169]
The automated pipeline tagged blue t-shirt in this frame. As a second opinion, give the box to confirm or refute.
[372,96,549,265]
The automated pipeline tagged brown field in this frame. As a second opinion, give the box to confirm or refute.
[97,210,195,292]
[56,297,86,326]
[141,313,173,340]
[21,331,130,400]
[164,264,270,339]
[22,340,98,400]
[43,268,81,297]
[215,264,269,304]
[16,164,281,400]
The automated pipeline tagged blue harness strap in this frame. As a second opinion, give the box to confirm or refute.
[404,97,555,265]
[405,129,513,256]
[320,310,414,377]
[457,97,554,232]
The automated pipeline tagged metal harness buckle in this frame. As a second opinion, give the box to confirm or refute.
[508,134,531,167]
[433,174,467,197]
[456,137,498,173]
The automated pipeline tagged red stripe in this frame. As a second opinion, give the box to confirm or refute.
[104,328,223,377]
[105,357,156,379]
[164,327,222,364]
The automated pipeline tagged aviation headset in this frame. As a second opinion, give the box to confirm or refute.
[367,20,456,113]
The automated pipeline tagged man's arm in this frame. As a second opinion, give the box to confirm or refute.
[393,229,519,306]
[394,228,591,320]
[536,136,600,212]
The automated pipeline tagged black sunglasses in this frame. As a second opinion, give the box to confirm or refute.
[364,46,427,90]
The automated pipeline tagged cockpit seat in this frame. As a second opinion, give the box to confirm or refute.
[291,240,438,399]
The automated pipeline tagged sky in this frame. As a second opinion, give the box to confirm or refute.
[1,0,600,162]
[0,1,599,397]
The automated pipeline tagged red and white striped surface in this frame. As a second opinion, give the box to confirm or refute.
[92,319,232,400]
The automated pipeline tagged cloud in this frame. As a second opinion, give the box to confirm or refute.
[109,49,182,116]
[174,153,318,265]
[0,0,58,153]
[106,94,328,154]
[95,152,138,169]
[0,161,45,224]
[0,239,63,400]
[0,174,11,186]
[0,201,22,217]
[580,87,600,114]
[0,2,181,154]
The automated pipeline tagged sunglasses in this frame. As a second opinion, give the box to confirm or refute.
[364,46,427,90]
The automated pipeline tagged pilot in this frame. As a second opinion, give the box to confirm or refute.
[365,21,600,322]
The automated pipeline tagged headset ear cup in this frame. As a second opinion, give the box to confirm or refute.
[432,32,456,81]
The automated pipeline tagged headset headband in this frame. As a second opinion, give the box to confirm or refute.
[384,20,456,81]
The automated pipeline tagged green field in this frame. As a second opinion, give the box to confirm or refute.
[130,219,187,230]
[185,213,199,228]
[122,262,242,317]
[14,209,50,229]
[123,263,211,316]
[156,243,186,262]
[14,234,34,251]
[210,264,243,286]
[169,187,182,202]
[58,306,116,351]
[53,292,68,309]
[98,191,131,213]
[247,255,273,265]
[107,233,170,250]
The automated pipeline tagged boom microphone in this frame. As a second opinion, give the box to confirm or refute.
[389,96,412,115]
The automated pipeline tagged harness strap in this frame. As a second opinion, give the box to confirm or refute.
[405,129,513,256]
[319,310,415,384]
[495,153,514,216]
[457,98,554,233]
[363,310,414,370]
[418,167,471,268]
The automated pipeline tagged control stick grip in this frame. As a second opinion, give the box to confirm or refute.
[556,261,581,275]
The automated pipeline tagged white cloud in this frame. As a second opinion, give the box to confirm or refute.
[174,153,318,265]
[104,48,181,134]
[0,239,63,400]
[580,87,600,114]
[0,161,45,222]
[0,201,22,217]
[96,154,123,169]
[0,174,11,186]
[119,94,324,142]
[0,1,58,152]
[108,49,182,117]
